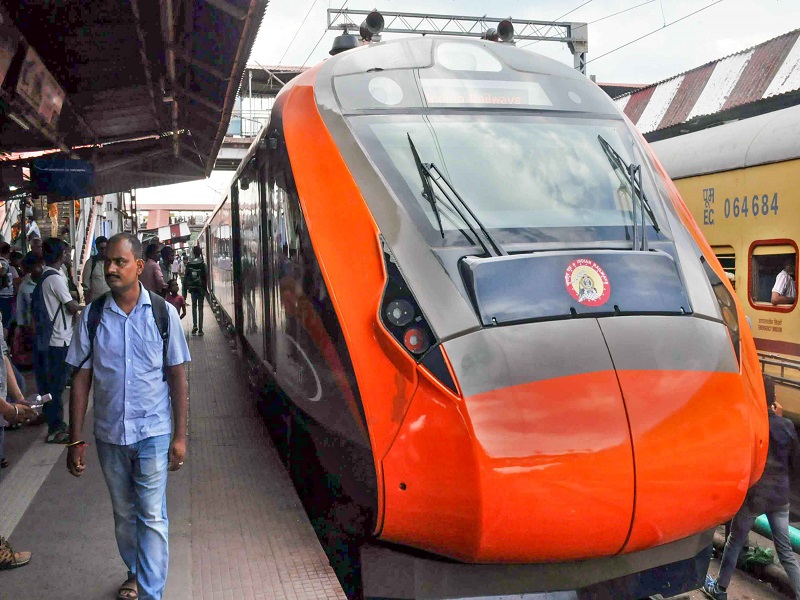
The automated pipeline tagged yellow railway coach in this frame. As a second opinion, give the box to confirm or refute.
[652,104,800,421]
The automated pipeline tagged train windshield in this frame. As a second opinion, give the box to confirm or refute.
[348,113,670,247]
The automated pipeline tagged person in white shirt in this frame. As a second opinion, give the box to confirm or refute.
[171,253,180,279]
[34,238,83,443]
[772,258,796,306]
[0,242,17,333]
[26,214,40,240]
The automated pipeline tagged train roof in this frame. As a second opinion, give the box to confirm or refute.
[317,36,619,116]
[651,104,800,179]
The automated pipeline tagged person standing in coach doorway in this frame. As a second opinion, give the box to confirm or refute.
[65,233,190,600]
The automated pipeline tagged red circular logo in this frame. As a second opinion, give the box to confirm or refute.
[564,259,611,307]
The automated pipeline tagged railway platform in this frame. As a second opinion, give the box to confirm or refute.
[0,305,345,600]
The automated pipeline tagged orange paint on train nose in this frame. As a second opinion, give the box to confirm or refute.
[381,367,756,563]
[619,370,753,553]
[380,370,635,562]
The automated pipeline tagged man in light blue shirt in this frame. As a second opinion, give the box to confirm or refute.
[65,232,190,600]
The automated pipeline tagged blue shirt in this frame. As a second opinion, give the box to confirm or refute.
[66,285,191,445]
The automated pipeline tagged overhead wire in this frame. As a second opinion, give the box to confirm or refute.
[587,0,656,25]
[278,0,322,66]
[301,0,349,68]
[587,0,726,64]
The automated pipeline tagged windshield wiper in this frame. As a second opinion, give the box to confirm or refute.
[407,133,446,238]
[597,135,660,252]
[407,134,506,257]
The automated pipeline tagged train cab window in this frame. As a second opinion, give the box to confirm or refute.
[749,243,797,309]
[712,245,736,289]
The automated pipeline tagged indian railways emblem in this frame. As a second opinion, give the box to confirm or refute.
[564,259,611,307]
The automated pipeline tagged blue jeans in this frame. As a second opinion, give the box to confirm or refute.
[718,503,800,598]
[96,434,171,600]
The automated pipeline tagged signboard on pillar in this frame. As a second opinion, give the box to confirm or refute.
[16,47,65,127]
[0,26,17,87]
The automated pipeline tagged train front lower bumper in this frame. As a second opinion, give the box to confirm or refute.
[377,315,757,564]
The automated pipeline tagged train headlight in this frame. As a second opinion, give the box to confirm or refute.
[386,299,415,327]
[379,239,436,361]
[702,257,741,364]
[378,236,459,395]
[403,327,430,355]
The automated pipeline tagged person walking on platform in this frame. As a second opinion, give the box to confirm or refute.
[159,245,174,290]
[12,252,44,370]
[0,242,17,336]
[184,245,207,336]
[139,243,166,296]
[704,374,800,600]
[81,235,110,303]
[66,232,190,600]
[165,279,186,320]
[32,238,82,444]
[0,329,36,569]
[179,254,188,297]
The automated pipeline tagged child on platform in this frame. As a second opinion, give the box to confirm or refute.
[165,279,186,320]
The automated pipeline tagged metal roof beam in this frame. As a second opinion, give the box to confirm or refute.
[201,0,247,20]
[129,0,164,130]
[176,85,224,113]
[174,46,229,81]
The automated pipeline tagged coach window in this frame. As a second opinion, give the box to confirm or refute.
[712,246,736,289]
[749,242,797,310]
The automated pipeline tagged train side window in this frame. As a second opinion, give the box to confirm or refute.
[749,242,797,309]
[712,245,735,289]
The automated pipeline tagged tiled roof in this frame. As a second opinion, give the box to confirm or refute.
[616,29,800,134]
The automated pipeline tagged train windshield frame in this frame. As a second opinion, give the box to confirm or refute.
[347,112,672,248]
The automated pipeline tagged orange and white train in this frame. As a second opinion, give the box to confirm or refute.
[201,36,768,599]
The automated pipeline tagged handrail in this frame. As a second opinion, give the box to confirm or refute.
[759,351,800,391]
[759,352,800,368]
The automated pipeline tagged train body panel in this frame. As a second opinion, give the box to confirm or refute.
[199,35,770,595]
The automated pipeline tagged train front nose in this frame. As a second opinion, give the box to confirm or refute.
[378,316,754,563]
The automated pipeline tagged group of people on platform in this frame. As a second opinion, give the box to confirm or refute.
[137,242,207,335]
[0,232,200,600]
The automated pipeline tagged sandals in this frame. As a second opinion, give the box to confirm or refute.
[0,536,31,570]
[0,458,8,468]
[45,429,70,444]
[118,576,138,599]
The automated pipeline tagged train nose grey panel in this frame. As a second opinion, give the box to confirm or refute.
[442,318,615,399]
[597,315,738,373]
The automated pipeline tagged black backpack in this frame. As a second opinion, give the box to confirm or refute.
[185,262,203,291]
[74,292,171,380]
[31,270,67,353]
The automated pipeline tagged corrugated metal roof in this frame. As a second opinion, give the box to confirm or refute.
[687,50,753,120]
[617,28,800,137]
[658,63,715,129]
[724,31,798,110]
[765,32,800,97]
[636,75,683,133]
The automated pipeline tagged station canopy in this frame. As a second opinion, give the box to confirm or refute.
[0,0,268,200]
